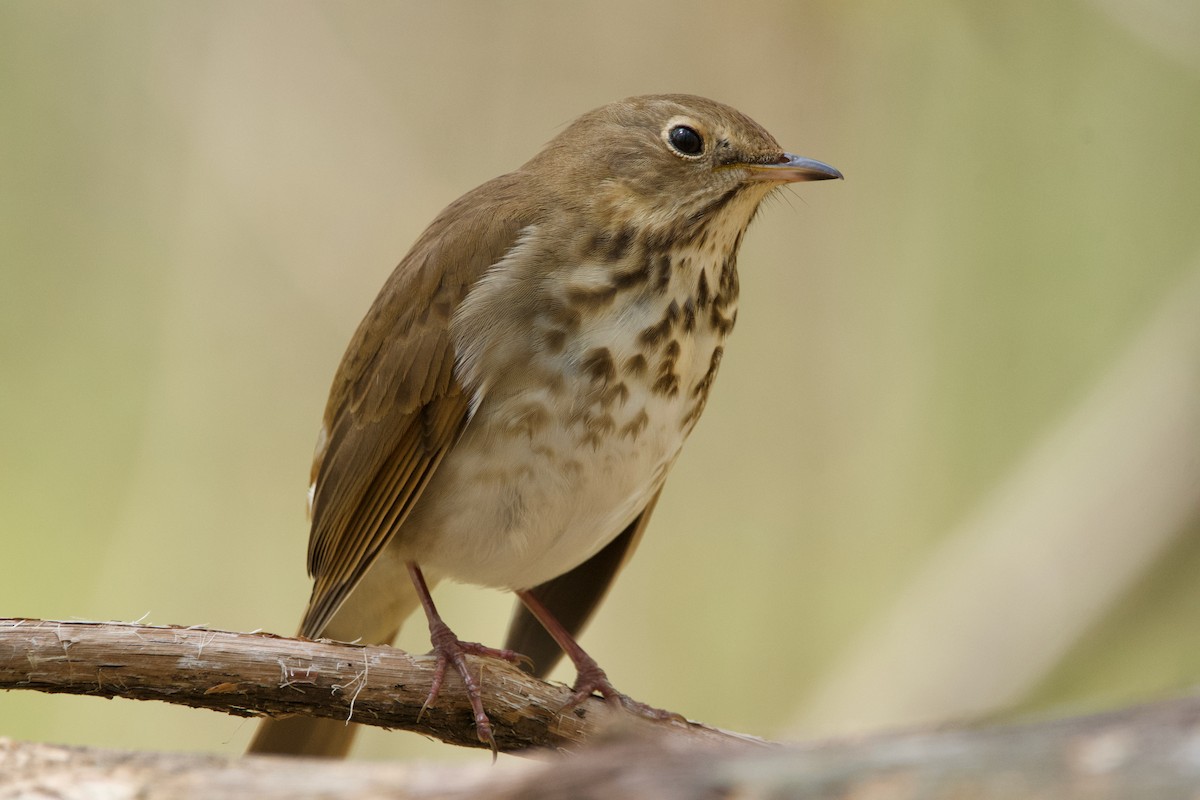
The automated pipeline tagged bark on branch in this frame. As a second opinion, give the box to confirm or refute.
[0,618,762,753]
[5,618,1200,798]
[5,696,1200,799]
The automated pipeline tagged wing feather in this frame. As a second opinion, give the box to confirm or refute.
[299,173,534,638]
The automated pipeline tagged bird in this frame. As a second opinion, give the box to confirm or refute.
[247,94,841,757]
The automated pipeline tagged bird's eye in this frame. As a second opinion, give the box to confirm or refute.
[667,125,704,156]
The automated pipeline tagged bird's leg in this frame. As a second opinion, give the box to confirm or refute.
[407,562,529,751]
[514,588,681,721]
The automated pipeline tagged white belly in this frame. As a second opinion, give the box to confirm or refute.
[407,390,678,589]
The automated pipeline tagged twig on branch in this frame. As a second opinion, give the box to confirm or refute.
[0,618,763,753]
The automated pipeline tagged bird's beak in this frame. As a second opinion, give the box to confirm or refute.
[744,153,843,183]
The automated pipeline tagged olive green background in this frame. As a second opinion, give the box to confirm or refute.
[3,0,1199,764]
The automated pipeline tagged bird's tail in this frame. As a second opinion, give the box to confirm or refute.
[246,711,366,758]
[246,567,422,757]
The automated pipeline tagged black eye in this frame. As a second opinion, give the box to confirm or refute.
[667,125,704,156]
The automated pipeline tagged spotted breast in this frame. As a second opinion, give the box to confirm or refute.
[405,177,769,590]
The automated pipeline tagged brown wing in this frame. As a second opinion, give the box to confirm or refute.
[300,173,533,638]
[503,491,662,677]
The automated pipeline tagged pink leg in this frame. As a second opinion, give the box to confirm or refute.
[408,562,529,750]
[515,588,679,720]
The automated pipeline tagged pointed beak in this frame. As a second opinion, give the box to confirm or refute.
[744,153,843,183]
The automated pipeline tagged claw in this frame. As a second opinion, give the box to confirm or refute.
[409,562,530,753]
[514,588,682,723]
[562,658,683,722]
[424,615,527,752]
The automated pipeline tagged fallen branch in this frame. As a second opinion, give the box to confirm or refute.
[0,618,763,753]
[5,694,1200,799]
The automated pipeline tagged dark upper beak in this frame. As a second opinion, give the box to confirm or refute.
[744,153,843,183]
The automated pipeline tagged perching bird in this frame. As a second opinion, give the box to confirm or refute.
[247,94,841,757]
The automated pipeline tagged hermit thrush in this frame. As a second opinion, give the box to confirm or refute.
[248,94,840,757]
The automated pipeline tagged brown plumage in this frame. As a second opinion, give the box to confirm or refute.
[248,94,840,757]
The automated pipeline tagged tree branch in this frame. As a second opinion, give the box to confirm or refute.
[0,618,763,753]
[5,618,1200,797]
[5,695,1200,798]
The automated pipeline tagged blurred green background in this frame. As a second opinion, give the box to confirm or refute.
[3,0,1199,764]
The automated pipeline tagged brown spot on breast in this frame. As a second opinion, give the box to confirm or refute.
[620,409,650,439]
[531,444,557,459]
[653,373,681,397]
[545,302,582,332]
[692,346,724,398]
[709,305,736,335]
[680,348,725,431]
[581,347,616,383]
[681,299,696,332]
[604,381,630,406]
[696,270,711,309]
[606,226,635,261]
[624,353,648,376]
[652,339,681,397]
[651,251,672,291]
[718,251,740,297]
[638,316,673,348]
[643,227,671,253]
[680,399,705,432]
[665,299,680,324]
[543,328,567,354]
[502,402,552,438]
[577,412,616,449]
[587,412,616,436]
[543,370,566,394]
[584,230,606,256]
[586,226,636,262]
[611,259,651,291]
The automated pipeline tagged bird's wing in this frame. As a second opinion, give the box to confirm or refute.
[503,490,662,676]
[300,173,531,638]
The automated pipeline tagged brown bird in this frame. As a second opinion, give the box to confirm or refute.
[247,94,841,757]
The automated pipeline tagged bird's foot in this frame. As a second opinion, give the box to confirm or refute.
[423,617,531,751]
[564,654,684,723]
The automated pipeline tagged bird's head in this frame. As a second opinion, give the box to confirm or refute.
[526,94,841,235]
